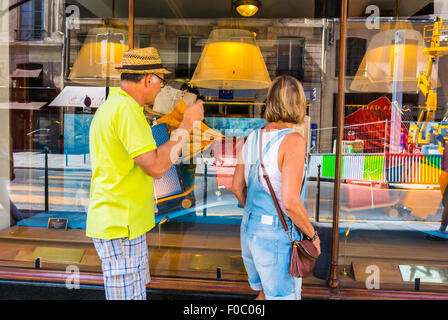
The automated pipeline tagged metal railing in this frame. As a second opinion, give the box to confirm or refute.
[309,153,443,185]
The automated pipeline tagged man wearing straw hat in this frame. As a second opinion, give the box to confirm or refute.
[86,47,204,300]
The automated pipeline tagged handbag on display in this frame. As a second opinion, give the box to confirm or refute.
[258,129,320,278]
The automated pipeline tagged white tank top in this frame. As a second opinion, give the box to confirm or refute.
[242,129,291,213]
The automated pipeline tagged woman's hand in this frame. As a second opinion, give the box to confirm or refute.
[231,162,247,207]
[312,237,321,256]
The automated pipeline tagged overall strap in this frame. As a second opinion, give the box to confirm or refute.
[256,128,296,166]
[259,129,292,241]
[258,128,308,242]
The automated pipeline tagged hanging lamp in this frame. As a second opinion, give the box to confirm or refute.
[234,0,261,17]
[349,21,439,93]
[68,18,128,86]
[190,28,271,90]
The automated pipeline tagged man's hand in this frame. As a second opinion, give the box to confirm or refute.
[135,99,204,179]
[180,99,204,132]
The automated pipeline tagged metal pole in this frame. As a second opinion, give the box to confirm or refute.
[203,163,207,216]
[44,146,49,212]
[327,0,348,289]
[128,0,134,49]
[316,164,321,222]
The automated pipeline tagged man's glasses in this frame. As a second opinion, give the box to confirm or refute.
[153,74,167,88]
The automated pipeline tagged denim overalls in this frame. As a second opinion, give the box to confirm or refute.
[240,128,305,300]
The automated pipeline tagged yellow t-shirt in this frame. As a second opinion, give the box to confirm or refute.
[86,87,157,240]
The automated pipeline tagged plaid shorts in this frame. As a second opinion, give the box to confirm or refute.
[92,234,151,300]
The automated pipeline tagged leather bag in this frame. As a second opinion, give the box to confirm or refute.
[258,129,319,278]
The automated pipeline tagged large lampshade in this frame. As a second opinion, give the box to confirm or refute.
[69,26,128,86]
[349,23,439,93]
[190,28,271,90]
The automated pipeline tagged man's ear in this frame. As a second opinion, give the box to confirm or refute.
[143,74,151,88]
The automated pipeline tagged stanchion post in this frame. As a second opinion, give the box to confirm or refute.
[44,145,49,212]
[203,162,207,216]
[316,164,321,222]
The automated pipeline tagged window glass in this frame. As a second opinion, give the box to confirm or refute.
[176,36,202,79]
[19,0,44,41]
[277,37,305,80]
[336,37,367,76]
[2,0,448,297]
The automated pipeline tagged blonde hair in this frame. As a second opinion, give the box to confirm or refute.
[264,75,306,124]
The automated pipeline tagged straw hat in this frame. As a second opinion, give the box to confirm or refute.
[116,47,171,74]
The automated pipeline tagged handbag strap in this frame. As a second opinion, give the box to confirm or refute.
[258,129,292,243]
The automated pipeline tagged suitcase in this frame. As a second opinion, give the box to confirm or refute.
[151,123,195,212]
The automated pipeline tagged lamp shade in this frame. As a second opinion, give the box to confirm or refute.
[236,5,259,17]
[190,29,271,90]
[69,26,128,85]
[349,25,439,93]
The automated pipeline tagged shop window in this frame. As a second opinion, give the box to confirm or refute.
[16,0,45,41]
[335,37,367,77]
[176,36,202,79]
[276,37,305,81]
[4,0,448,299]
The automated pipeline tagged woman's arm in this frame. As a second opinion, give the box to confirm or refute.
[232,153,247,207]
[280,133,320,253]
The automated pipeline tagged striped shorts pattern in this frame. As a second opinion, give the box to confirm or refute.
[92,234,151,300]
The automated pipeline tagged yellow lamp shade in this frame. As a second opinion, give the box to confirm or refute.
[236,4,259,17]
[349,25,439,93]
[190,29,271,90]
[69,27,128,85]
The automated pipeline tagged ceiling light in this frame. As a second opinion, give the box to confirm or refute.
[234,0,261,17]
[69,19,128,86]
[190,28,271,90]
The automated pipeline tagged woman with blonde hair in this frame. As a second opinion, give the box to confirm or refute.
[232,75,320,300]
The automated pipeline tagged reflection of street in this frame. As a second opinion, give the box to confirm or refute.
[9,152,446,234]
[10,152,90,214]
[306,180,444,234]
[10,169,90,214]
[399,265,448,284]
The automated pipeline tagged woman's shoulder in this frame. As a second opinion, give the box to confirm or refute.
[281,131,306,152]
[284,130,305,143]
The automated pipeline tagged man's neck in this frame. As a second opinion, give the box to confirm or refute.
[120,82,145,106]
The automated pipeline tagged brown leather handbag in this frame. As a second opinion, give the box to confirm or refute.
[258,130,320,278]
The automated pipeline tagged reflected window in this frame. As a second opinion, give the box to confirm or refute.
[336,37,367,77]
[136,34,151,48]
[176,36,202,79]
[18,0,45,41]
[276,37,305,81]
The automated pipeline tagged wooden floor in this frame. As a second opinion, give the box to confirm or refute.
[1,224,448,295]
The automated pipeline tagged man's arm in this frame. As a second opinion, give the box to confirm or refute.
[134,99,204,179]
